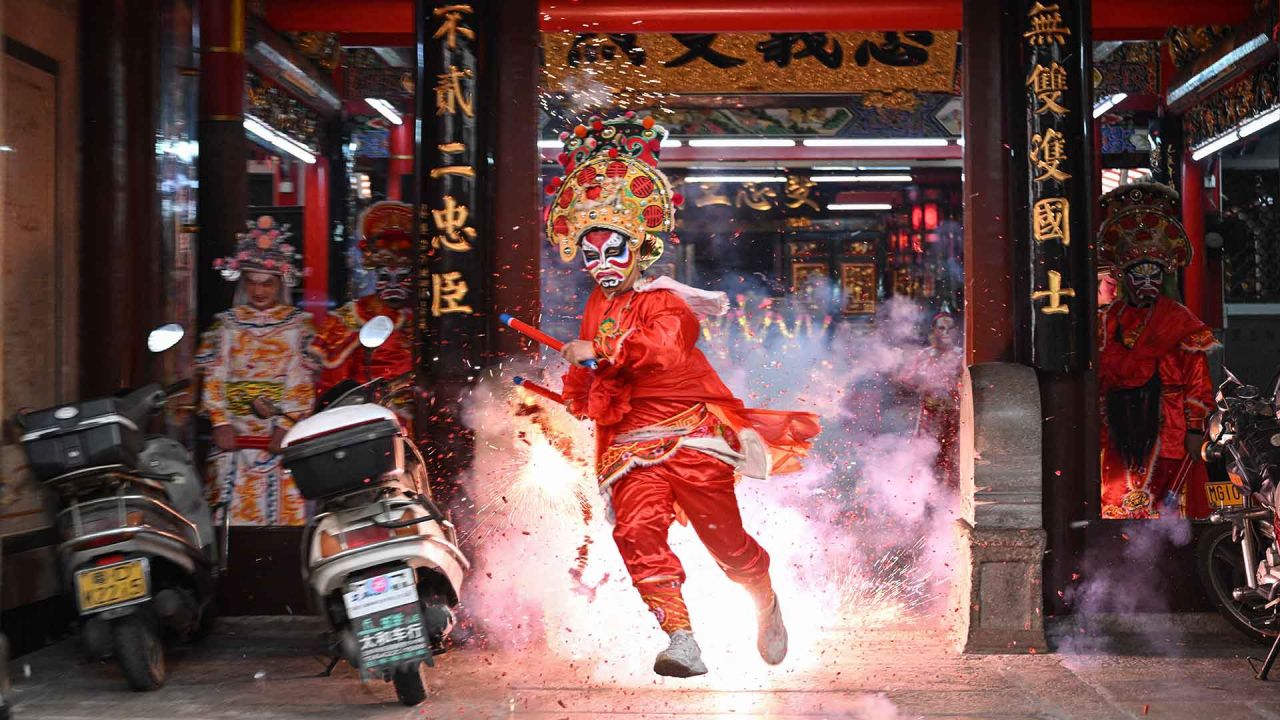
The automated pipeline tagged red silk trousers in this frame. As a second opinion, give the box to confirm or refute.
[610,448,772,633]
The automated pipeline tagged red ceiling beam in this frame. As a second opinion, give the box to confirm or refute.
[265,0,413,33]
[265,0,1257,40]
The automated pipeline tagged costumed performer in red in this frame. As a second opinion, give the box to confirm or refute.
[545,113,821,678]
[1097,183,1218,520]
[310,201,416,398]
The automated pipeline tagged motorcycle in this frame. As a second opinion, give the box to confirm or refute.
[1195,368,1280,677]
[255,316,468,706]
[13,324,218,691]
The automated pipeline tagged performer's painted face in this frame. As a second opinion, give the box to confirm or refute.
[1123,261,1164,306]
[375,266,412,306]
[580,229,636,291]
[244,271,283,310]
[930,314,957,349]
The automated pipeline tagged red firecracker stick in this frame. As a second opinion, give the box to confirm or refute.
[499,313,597,369]
[512,376,565,405]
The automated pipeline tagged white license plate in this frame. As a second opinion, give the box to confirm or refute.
[342,568,418,619]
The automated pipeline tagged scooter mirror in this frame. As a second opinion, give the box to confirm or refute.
[147,323,185,353]
[359,315,394,350]
[250,396,282,419]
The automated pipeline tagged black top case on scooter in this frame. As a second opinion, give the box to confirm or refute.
[19,395,148,481]
[283,418,403,500]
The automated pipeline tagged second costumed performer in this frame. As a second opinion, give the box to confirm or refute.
[545,113,821,678]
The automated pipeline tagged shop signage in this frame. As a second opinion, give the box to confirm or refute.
[542,31,958,95]
[416,1,488,380]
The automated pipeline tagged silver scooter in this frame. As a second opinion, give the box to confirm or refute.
[256,317,467,705]
[14,325,217,691]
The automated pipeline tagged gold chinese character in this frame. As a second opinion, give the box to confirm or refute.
[1026,62,1069,116]
[1030,128,1072,184]
[435,66,474,117]
[429,165,476,179]
[431,271,473,316]
[785,176,820,211]
[432,5,475,50]
[430,195,477,251]
[438,142,466,154]
[1024,2,1071,46]
[694,183,732,208]
[1032,197,1070,244]
[1032,270,1075,315]
[735,183,778,211]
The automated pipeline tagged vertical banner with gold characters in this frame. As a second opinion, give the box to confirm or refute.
[416,1,488,381]
[1022,0,1092,372]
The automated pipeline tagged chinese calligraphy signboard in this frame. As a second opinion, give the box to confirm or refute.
[1021,1,1091,372]
[542,31,958,95]
[416,1,488,381]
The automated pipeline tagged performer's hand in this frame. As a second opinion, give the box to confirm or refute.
[561,339,598,367]
[267,427,288,455]
[212,425,238,451]
[1185,430,1204,458]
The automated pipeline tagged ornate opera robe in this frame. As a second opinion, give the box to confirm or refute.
[309,295,414,396]
[1099,295,1218,519]
[196,305,315,526]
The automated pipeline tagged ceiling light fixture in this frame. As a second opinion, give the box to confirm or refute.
[365,98,403,126]
[810,174,914,183]
[687,138,795,148]
[683,175,788,184]
[1167,33,1269,107]
[803,138,948,147]
[1092,93,1128,118]
[828,203,894,211]
[1239,106,1280,138]
[244,115,316,164]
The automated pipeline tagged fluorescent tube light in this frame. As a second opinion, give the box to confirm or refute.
[687,138,795,148]
[1191,131,1240,161]
[1093,93,1128,118]
[828,203,893,211]
[810,174,913,183]
[683,175,787,183]
[1239,106,1280,138]
[1167,34,1269,107]
[365,98,403,126]
[244,115,316,164]
[803,138,949,147]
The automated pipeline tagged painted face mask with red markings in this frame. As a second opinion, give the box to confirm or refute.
[580,228,637,291]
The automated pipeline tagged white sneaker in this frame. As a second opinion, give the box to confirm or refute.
[757,595,788,665]
[653,630,709,678]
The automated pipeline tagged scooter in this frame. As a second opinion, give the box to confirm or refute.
[256,316,468,705]
[13,324,217,691]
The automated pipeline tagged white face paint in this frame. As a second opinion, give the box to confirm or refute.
[580,229,635,290]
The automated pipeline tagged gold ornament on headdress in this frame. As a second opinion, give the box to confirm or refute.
[543,112,684,271]
[1097,182,1192,270]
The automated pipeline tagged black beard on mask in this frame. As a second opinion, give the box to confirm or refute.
[1105,371,1163,471]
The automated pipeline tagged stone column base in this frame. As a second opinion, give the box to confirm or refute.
[952,520,1049,654]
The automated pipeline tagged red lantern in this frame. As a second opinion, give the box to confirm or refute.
[923,202,939,231]
[911,206,923,231]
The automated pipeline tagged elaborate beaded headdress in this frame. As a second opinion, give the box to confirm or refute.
[1097,183,1192,270]
[543,112,683,271]
[358,201,414,269]
[214,215,301,286]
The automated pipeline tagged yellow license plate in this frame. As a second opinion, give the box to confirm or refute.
[76,559,149,613]
[1207,481,1246,509]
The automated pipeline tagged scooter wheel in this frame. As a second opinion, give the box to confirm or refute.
[392,661,428,706]
[113,615,167,691]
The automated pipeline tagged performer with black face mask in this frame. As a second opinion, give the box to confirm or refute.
[310,201,416,398]
[1097,183,1218,520]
